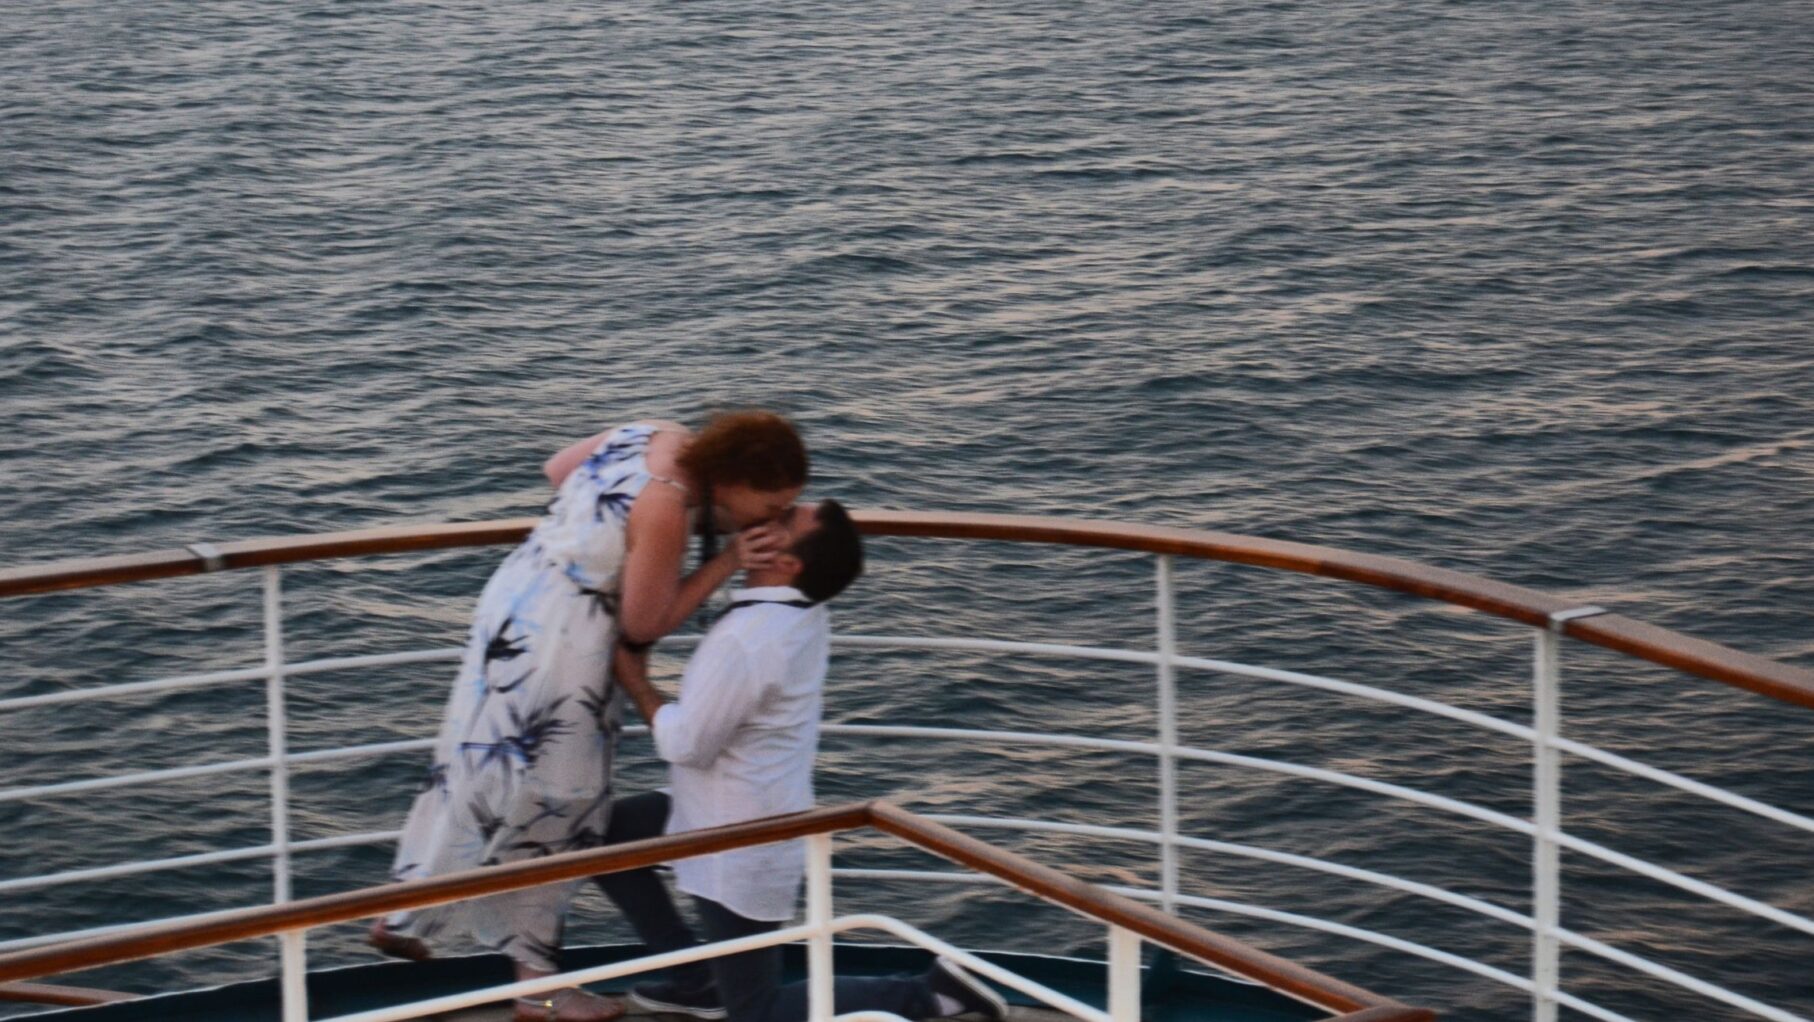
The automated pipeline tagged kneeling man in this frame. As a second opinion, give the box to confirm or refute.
[599,499,1004,1022]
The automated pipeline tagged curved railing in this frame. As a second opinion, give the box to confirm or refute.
[2,512,1812,1022]
[0,802,1433,1022]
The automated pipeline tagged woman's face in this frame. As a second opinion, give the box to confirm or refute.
[713,482,804,530]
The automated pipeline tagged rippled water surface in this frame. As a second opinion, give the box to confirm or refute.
[3,2,1811,1020]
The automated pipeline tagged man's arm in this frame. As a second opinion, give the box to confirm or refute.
[613,637,767,768]
[646,636,766,769]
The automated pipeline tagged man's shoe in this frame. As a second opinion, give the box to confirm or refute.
[628,979,727,1020]
[927,956,1007,1019]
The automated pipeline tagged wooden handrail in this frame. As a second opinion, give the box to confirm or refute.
[1322,1008,1438,1022]
[0,518,541,598]
[1,510,1807,708]
[0,802,1425,1020]
[0,981,138,1006]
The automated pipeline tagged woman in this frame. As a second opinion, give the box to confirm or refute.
[371,410,808,1022]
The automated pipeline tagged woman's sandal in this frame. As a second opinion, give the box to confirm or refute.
[366,920,433,962]
[513,988,626,1022]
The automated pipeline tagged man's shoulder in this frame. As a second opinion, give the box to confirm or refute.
[711,604,827,661]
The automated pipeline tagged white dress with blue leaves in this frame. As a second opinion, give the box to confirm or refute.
[386,424,671,970]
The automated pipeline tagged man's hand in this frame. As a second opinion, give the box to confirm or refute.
[612,640,664,725]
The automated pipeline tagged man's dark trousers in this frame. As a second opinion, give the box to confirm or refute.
[594,792,937,1022]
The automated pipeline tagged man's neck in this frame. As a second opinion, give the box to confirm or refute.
[741,569,800,590]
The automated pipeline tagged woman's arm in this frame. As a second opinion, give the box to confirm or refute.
[619,546,739,645]
[617,487,790,643]
[618,483,711,643]
[543,429,615,488]
[611,643,663,726]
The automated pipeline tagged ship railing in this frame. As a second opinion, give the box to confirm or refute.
[2,511,1813,1022]
[0,801,1432,1022]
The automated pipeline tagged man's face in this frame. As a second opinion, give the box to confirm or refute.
[778,502,822,548]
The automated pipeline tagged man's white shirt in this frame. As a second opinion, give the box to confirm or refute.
[652,585,827,922]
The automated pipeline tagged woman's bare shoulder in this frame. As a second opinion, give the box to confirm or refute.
[639,421,692,480]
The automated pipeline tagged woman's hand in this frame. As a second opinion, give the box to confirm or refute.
[732,521,789,571]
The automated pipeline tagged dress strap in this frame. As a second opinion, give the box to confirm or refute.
[645,472,691,498]
[633,425,694,499]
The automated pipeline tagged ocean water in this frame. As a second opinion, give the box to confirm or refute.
[2,1,1811,1019]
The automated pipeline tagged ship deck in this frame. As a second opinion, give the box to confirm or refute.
[20,945,1320,1022]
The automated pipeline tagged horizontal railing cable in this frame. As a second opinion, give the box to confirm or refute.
[1550,736,1814,835]
[0,755,280,804]
[919,814,1535,932]
[289,739,435,767]
[831,635,1536,741]
[827,723,1537,835]
[0,831,399,896]
[1134,889,1540,1007]
[1553,832,1814,938]
[1553,927,1807,1022]
[0,648,463,714]
[0,664,274,714]
[0,740,434,805]
[1549,991,1648,1022]
[0,906,265,955]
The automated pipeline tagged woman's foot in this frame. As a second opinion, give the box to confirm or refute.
[513,988,626,1022]
[366,920,432,962]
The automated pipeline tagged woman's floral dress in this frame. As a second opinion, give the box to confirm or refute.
[384,423,675,970]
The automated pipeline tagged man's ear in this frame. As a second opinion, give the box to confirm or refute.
[774,552,804,576]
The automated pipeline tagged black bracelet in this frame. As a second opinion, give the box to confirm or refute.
[620,638,654,654]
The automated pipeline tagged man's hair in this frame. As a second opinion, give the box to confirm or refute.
[676,409,809,491]
[791,499,863,604]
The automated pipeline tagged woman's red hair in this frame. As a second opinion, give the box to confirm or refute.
[677,410,809,491]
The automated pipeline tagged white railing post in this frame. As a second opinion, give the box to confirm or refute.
[1107,925,1142,1021]
[1531,605,1603,1022]
[1530,624,1560,1022]
[264,567,308,1022]
[806,833,835,1022]
[1155,555,1179,915]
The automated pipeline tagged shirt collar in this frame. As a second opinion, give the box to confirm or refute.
[729,585,811,604]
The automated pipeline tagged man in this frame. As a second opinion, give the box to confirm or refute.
[597,498,1005,1022]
